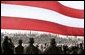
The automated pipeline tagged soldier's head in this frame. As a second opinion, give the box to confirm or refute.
[18,39,23,45]
[29,38,34,44]
[4,36,9,41]
[50,38,56,45]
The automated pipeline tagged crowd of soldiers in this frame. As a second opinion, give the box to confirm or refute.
[1,36,84,54]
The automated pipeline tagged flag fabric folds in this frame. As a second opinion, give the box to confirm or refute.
[1,1,84,36]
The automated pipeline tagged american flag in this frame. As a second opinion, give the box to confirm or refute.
[1,1,84,36]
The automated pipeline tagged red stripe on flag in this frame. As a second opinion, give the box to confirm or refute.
[1,16,84,36]
[1,1,84,18]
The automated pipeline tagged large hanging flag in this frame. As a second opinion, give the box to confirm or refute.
[1,1,84,36]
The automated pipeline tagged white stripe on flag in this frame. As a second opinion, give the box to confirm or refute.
[58,1,84,9]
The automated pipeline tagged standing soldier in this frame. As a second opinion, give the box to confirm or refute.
[25,38,41,54]
[15,39,24,54]
[43,38,61,54]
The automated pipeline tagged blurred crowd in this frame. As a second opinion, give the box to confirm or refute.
[1,35,84,54]
[1,32,83,45]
